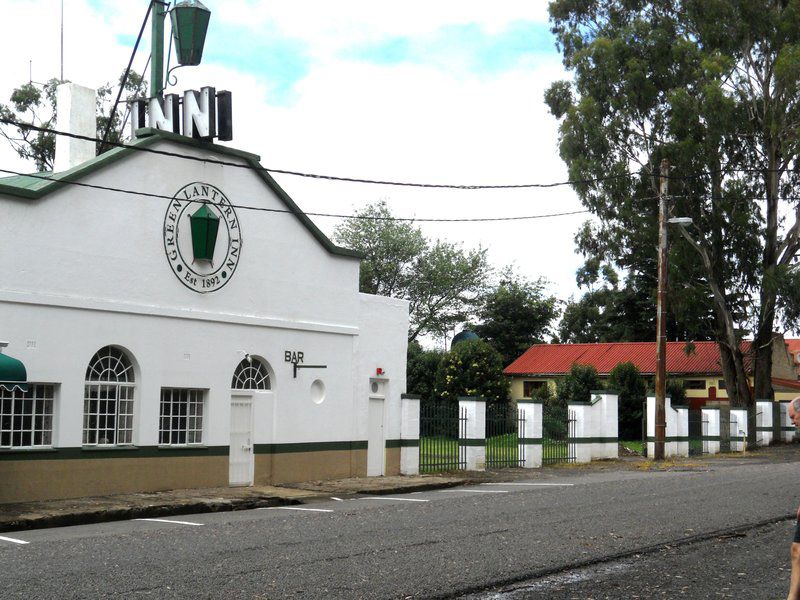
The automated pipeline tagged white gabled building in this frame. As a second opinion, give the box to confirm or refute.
[0,89,408,503]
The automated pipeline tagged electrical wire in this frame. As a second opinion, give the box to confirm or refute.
[0,167,590,223]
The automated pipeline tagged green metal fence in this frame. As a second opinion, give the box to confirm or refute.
[542,404,576,465]
[419,400,466,472]
[486,402,524,468]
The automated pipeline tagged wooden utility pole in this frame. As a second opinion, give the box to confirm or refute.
[654,158,669,461]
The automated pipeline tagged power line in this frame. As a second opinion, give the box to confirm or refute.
[0,167,590,223]
[0,117,636,190]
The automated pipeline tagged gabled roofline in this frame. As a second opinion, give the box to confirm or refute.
[0,128,363,260]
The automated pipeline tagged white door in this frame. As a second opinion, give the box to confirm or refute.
[229,394,254,486]
[367,396,385,476]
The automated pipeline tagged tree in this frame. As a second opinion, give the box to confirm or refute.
[434,339,510,403]
[474,268,558,366]
[556,363,603,407]
[608,362,647,440]
[334,201,490,342]
[0,71,147,172]
[546,1,800,419]
[406,341,444,400]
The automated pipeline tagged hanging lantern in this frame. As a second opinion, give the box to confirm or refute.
[170,0,212,66]
[189,204,220,262]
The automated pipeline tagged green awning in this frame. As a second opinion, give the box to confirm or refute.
[0,353,27,392]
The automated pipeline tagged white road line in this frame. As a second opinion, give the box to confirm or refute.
[362,497,429,502]
[330,497,344,502]
[438,489,508,494]
[260,507,334,513]
[0,535,29,545]
[480,482,575,487]
[135,518,203,526]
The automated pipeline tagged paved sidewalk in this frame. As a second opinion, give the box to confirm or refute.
[2,444,796,534]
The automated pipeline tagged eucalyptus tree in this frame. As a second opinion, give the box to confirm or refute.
[546,0,800,411]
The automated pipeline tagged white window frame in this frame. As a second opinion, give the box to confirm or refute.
[159,388,205,446]
[0,383,55,449]
[231,358,271,391]
[83,346,136,447]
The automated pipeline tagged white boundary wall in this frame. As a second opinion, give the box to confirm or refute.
[780,401,796,442]
[568,391,619,463]
[755,401,773,447]
[517,400,542,468]
[400,395,420,475]
[729,408,748,451]
[646,396,689,458]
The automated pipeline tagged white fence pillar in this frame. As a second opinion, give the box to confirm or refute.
[701,407,720,455]
[400,394,420,475]
[755,400,773,447]
[729,408,748,451]
[517,399,542,468]
[459,396,486,471]
[647,395,689,458]
[780,401,796,443]
[568,391,619,463]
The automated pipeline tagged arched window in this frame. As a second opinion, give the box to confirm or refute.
[83,346,135,446]
[231,358,271,390]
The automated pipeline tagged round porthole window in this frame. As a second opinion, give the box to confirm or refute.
[371,381,379,394]
[311,379,326,405]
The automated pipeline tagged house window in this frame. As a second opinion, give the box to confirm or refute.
[83,346,135,446]
[684,379,706,390]
[231,358,271,390]
[718,379,726,390]
[523,381,546,397]
[0,384,54,448]
[159,388,204,445]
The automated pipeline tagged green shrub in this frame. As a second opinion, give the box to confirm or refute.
[434,339,510,403]
[608,362,646,440]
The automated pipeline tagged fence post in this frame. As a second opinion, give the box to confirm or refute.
[755,400,772,446]
[400,394,420,475]
[517,399,542,468]
[701,407,720,455]
[780,401,796,443]
[459,396,486,471]
[568,391,618,463]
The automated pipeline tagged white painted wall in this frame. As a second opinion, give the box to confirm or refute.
[701,407,720,455]
[568,391,619,463]
[646,396,689,458]
[0,137,409,463]
[517,400,542,468]
[755,400,773,446]
[459,397,485,471]
[400,395,420,475]
[729,408,748,452]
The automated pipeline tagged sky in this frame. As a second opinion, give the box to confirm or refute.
[0,1,590,325]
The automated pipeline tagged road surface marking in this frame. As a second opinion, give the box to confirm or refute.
[0,535,29,545]
[439,489,508,493]
[135,518,203,526]
[260,507,334,513]
[363,497,429,502]
[331,497,344,502]
[480,482,575,487]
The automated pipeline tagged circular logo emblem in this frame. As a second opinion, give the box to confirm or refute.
[163,182,242,293]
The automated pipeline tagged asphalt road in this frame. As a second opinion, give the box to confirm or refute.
[1,458,799,599]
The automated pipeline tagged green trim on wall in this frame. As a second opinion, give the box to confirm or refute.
[461,439,486,447]
[0,129,362,260]
[569,437,618,444]
[519,438,543,445]
[645,436,691,442]
[0,445,229,461]
[254,440,368,454]
[386,439,419,448]
[700,436,721,441]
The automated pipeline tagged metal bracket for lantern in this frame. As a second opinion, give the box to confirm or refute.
[189,204,220,263]
[293,364,327,379]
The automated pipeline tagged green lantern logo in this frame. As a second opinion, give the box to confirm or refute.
[163,182,242,293]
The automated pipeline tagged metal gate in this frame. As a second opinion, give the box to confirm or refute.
[485,403,524,468]
[419,400,467,472]
[542,403,576,465]
[688,408,708,456]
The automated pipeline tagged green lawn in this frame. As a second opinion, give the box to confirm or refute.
[620,440,645,455]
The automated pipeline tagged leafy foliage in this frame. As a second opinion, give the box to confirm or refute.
[608,362,647,440]
[334,201,490,341]
[474,268,558,365]
[0,71,147,172]
[546,0,800,407]
[434,339,510,403]
[406,341,444,400]
[666,379,687,407]
[556,363,603,407]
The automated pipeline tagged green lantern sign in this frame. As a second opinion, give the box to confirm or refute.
[189,203,220,262]
[170,0,211,67]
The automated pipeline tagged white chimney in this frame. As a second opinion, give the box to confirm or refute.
[54,82,96,172]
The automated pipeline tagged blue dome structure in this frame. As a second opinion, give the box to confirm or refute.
[451,330,479,349]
